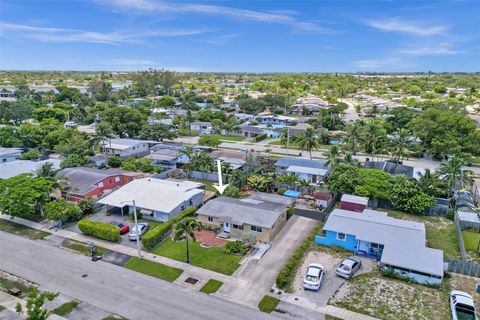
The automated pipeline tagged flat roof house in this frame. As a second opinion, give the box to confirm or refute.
[190,122,213,135]
[58,167,144,201]
[101,138,157,159]
[315,209,444,284]
[196,192,294,243]
[145,145,189,170]
[0,159,62,179]
[275,158,331,184]
[0,147,23,163]
[340,194,369,212]
[97,178,205,222]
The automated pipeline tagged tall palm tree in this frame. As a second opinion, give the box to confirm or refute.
[343,122,362,155]
[323,145,340,167]
[438,155,473,197]
[94,122,115,157]
[390,128,412,161]
[297,128,320,159]
[35,162,58,180]
[173,217,202,264]
[278,173,300,185]
[417,169,448,198]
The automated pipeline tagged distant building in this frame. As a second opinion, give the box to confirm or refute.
[275,158,331,184]
[240,124,263,138]
[101,139,157,159]
[190,122,213,135]
[145,144,189,169]
[0,147,23,163]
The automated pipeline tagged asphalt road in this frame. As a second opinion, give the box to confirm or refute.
[0,231,278,320]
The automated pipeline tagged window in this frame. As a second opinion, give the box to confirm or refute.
[233,224,244,230]
[109,179,113,184]
[337,233,346,240]
[370,243,384,249]
[115,176,120,182]
[251,225,263,232]
[207,217,214,222]
[98,181,104,188]
[181,205,185,211]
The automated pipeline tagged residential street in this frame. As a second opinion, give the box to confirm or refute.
[0,231,278,320]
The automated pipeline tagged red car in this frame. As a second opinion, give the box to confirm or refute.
[110,221,130,235]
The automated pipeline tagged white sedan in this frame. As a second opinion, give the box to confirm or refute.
[449,290,478,320]
[128,223,149,241]
[303,263,325,291]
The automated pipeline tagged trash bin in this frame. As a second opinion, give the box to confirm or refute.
[477,283,480,293]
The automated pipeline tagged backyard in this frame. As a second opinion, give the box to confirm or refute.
[150,238,242,275]
[385,210,461,260]
[462,230,480,262]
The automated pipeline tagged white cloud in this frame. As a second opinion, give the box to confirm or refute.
[103,59,156,65]
[355,57,415,70]
[364,18,447,36]
[0,21,210,44]
[101,0,333,33]
[397,43,463,56]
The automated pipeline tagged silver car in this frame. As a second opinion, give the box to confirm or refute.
[303,263,325,291]
[128,223,149,241]
[335,257,362,279]
[450,290,478,320]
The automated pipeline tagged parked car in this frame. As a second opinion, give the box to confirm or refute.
[109,221,129,235]
[449,290,478,320]
[303,263,325,291]
[336,256,362,279]
[128,223,149,241]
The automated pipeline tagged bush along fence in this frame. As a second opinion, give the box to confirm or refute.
[446,260,480,278]
[186,171,219,182]
[254,133,267,142]
[77,219,120,242]
[275,222,324,292]
[368,197,450,216]
[142,207,197,249]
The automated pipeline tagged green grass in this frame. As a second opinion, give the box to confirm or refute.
[0,275,36,298]
[185,178,217,193]
[199,279,223,294]
[0,305,5,311]
[0,219,49,240]
[386,210,461,260]
[52,300,79,316]
[218,135,245,142]
[325,316,343,320]
[124,257,183,282]
[102,315,127,320]
[151,239,242,275]
[61,239,109,256]
[463,231,480,251]
[258,295,280,313]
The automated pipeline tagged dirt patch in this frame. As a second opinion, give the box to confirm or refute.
[329,271,451,320]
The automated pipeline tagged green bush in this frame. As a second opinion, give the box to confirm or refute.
[142,207,197,249]
[224,241,247,255]
[77,219,120,242]
[107,156,122,168]
[19,150,40,160]
[275,223,323,291]
[277,188,287,195]
[254,133,267,142]
[286,207,296,220]
[223,185,240,198]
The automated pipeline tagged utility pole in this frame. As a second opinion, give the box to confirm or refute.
[132,200,141,258]
[286,127,290,155]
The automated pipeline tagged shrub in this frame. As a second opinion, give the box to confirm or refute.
[142,207,197,249]
[107,156,122,168]
[44,199,82,223]
[223,185,240,198]
[61,154,88,168]
[275,223,323,291]
[254,133,267,142]
[121,159,137,171]
[78,197,94,215]
[19,150,40,160]
[277,188,287,195]
[77,219,120,242]
[224,241,247,255]
[286,207,296,220]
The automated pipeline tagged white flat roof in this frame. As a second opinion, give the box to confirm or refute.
[341,194,369,205]
[381,245,444,277]
[0,159,62,179]
[97,178,204,213]
[286,165,329,176]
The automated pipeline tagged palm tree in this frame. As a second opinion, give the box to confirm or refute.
[247,174,274,192]
[278,173,300,186]
[94,122,115,157]
[417,169,448,198]
[179,92,199,111]
[438,155,473,197]
[323,145,340,167]
[343,122,362,155]
[390,128,412,161]
[297,179,311,187]
[297,128,320,159]
[360,120,387,162]
[173,217,202,264]
[228,170,246,190]
[35,162,58,180]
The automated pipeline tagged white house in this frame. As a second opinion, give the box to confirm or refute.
[97,178,205,222]
[0,159,62,179]
[0,147,23,163]
[190,122,213,135]
[101,139,157,159]
[275,158,331,184]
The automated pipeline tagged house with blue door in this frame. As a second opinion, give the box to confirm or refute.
[315,208,444,284]
[275,158,331,184]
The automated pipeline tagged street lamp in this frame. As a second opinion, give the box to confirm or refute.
[121,199,141,258]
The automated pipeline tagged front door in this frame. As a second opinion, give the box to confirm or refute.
[224,222,231,233]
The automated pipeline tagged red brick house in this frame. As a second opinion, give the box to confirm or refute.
[58,167,144,202]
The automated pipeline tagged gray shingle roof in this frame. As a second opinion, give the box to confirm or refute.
[275,157,329,169]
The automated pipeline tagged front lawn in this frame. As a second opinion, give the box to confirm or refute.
[124,257,183,282]
[186,178,216,193]
[61,239,109,256]
[52,300,79,316]
[151,239,242,275]
[258,295,280,313]
[218,135,245,142]
[0,219,49,240]
[386,210,461,260]
[463,231,480,252]
[199,279,223,294]
[0,273,37,298]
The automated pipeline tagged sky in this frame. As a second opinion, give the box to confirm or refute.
[1,0,479,72]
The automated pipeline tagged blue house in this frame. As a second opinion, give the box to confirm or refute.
[315,209,444,285]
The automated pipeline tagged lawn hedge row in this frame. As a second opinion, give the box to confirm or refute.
[142,207,197,249]
[254,133,267,142]
[77,219,120,242]
[275,222,324,291]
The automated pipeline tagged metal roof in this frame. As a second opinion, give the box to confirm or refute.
[286,165,329,176]
[275,157,330,169]
[0,159,61,179]
[341,194,369,205]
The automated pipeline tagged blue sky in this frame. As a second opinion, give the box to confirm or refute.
[1,0,479,72]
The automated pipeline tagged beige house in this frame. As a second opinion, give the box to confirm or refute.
[196,192,294,243]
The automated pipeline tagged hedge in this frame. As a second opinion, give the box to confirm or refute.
[77,219,120,242]
[254,133,267,142]
[275,222,324,291]
[142,207,197,249]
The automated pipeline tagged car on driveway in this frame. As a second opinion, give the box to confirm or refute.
[110,221,130,235]
[335,256,362,279]
[128,223,149,241]
[303,263,325,291]
[449,290,478,320]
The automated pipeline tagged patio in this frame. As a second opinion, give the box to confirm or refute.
[195,230,228,248]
